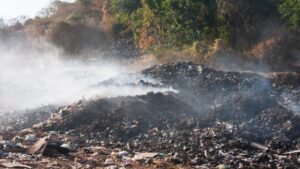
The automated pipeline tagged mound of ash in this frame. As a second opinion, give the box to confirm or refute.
[239,107,300,143]
[41,92,198,141]
[1,62,300,168]
[271,72,300,87]
[0,105,58,132]
[143,62,278,120]
[142,61,270,93]
[30,62,288,134]
[93,73,164,88]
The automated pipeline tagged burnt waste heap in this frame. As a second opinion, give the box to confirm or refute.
[0,61,300,168]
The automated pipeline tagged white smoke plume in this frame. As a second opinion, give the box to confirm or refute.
[0,40,174,113]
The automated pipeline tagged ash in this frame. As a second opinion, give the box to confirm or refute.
[0,62,300,169]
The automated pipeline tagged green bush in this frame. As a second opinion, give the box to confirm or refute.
[111,22,127,35]
[279,0,300,30]
[109,0,219,49]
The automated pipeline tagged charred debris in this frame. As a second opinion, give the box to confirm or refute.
[0,61,300,168]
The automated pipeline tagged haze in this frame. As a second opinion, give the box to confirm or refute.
[0,0,75,20]
[0,39,176,113]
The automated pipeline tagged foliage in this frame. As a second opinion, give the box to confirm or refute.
[109,0,218,50]
[108,0,297,51]
[22,0,107,54]
[2,0,299,58]
[279,0,300,29]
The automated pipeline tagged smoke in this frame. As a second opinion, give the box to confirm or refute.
[0,39,174,113]
[207,53,270,73]
[279,90,300,114]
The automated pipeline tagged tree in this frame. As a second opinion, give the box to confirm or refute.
[279,0,300,30]
[109,0,218,49]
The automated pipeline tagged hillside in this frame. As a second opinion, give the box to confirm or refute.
[0,0,299,71]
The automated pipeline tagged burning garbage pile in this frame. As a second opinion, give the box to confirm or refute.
[0,61,300,168]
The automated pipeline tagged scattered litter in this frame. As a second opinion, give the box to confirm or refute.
[0,62,299,168]
[24,134,36,142]
[133,152,158,161]
[104,158,115,165]
[0,162,32,169]
[27,137,69,157]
